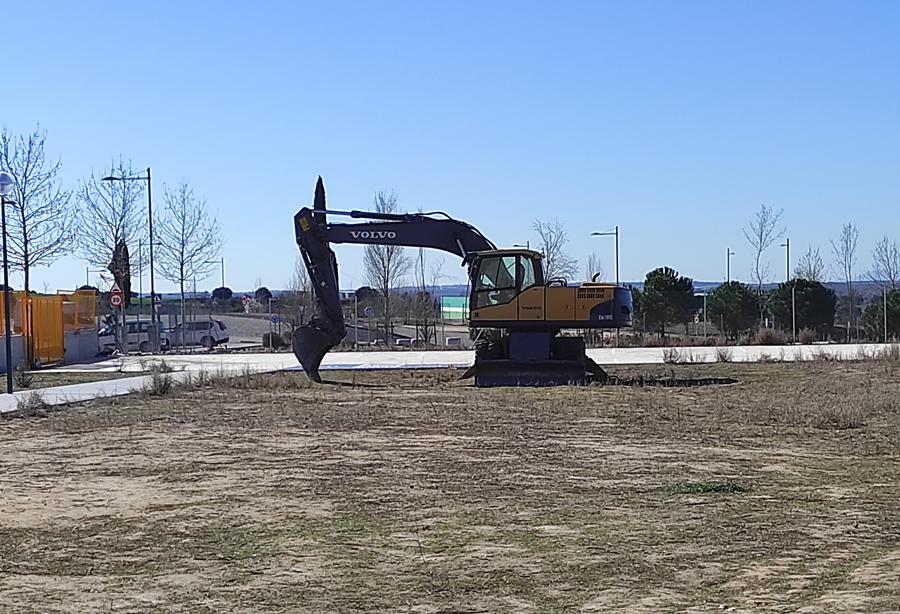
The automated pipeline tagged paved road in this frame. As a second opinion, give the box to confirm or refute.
[0,343,890,414]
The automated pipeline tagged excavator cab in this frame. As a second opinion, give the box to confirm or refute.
[470,250,543,310]
[469,249,632,331]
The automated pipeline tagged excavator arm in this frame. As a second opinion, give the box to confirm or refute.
[293,177,496,381]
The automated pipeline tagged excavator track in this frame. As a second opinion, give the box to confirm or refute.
[464,334,609,387]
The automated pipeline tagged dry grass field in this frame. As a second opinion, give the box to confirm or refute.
[2,358,900,613]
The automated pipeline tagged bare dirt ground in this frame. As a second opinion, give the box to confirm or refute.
[2,360,900,612]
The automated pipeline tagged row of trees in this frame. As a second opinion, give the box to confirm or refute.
[630,266,839,340]
[633,263,900,342]
[1,126,222,325]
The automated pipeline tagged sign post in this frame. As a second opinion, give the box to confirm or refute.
[109,282,124,351]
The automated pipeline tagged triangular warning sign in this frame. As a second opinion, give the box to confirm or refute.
[110,281,122,294]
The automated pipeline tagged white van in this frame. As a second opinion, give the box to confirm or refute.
[99,320,171,354]
[169,319,230,349]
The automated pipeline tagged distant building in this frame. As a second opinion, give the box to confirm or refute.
[441,296,468,322]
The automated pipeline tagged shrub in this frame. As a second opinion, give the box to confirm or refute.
[144,371,173,396]
[262,332,286,349]
[715,346,733,363]
[753,328,786,345]
[141,359,174,374]
[878,344,900,362]
[13,361,33,389]
[798,328,817,344]
[16,391,48,416]
[662,347,683,364]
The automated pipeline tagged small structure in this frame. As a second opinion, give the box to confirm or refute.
[0,289,97,371]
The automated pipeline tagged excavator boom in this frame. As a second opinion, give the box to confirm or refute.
[293,177,494,381]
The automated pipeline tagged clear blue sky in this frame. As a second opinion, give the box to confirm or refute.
[2,1,898,293]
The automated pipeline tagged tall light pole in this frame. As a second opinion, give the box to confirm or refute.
[782,237,794,342]
[102,167,157,351]
[591,226,619,285]
[0,172,15,393]
[780,238,790,282]
[202,258,225,312]
[726,248,735,283]
[85,266,106,287]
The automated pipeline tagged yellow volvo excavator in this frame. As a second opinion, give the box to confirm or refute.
[293,177,632,386]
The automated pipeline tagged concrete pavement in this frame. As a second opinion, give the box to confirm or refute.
[0,343,892,414]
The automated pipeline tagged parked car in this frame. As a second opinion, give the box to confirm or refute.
[99,320,171,354]
[169,319,229,349]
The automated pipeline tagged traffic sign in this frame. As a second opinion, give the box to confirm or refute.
[364,306,375,317]
[270,315,279,324]
[109,281,124,308]
[152,294,162,306]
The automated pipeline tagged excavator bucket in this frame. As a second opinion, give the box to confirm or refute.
[292,320,345,383]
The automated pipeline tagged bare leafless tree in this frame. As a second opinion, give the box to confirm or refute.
[533,218,578,281]
[410,249,449,345]
[0,126,77,292]
[868,235,900,289]
[155,181,223,346]
[831,223,858,295]
[584,252,605,282]
[793,245,825,282]
[364,190,411,343]
[77,159,148,300]
[283,256,314,337]
[831,222,859,338]
[743,204,786,295]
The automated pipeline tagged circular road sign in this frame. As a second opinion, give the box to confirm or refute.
[109,293,123,308]
[364,306,375,317]
[270,315,279,324]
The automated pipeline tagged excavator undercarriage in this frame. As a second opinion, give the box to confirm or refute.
[465,333,609,386]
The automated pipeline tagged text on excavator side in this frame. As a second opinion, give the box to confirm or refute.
[350,231,397,239]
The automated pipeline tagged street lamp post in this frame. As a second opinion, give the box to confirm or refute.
[726,248,735,283]
[591,226,619,285]
[85,266,106,287]
[211,257,224,292]
[0,172,15,394]
[202,257,225,310]
[513,242,530,250]
[780,238,790,282]
[102,168,157,351]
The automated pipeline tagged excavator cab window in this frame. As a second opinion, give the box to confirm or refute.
[473,254,537,309]
[520,256,537,291]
